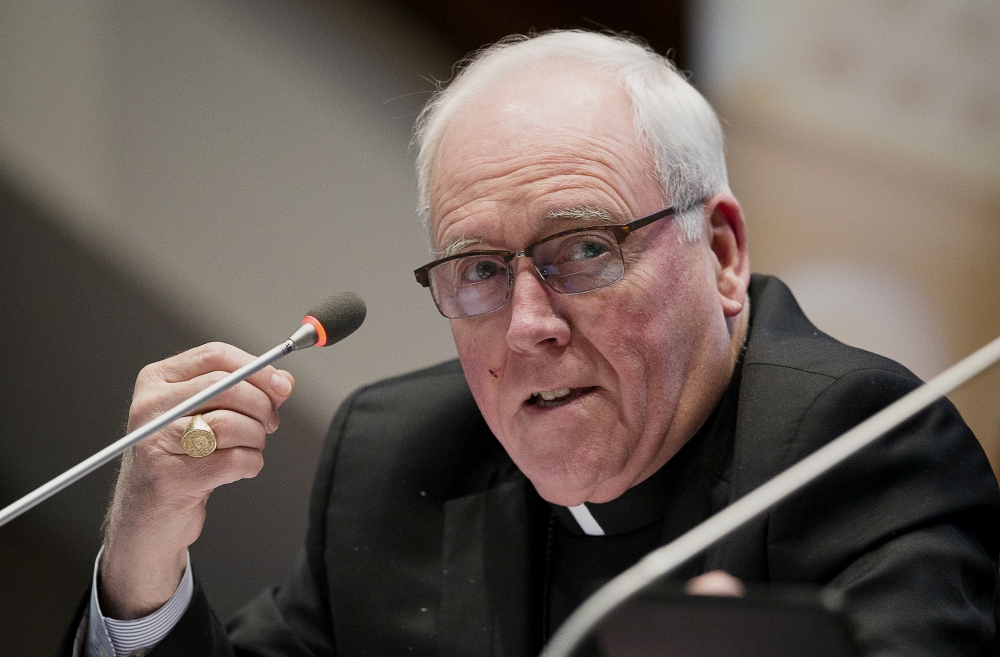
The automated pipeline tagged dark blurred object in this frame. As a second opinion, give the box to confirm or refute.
[383,0,689,71]
[0,177,175,656]
[597,583,858,657]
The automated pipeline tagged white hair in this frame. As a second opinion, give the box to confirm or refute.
[413,30,731,242]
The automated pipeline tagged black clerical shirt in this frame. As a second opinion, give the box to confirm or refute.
[543,352,744,642]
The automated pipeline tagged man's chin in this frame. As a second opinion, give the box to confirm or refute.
[524,464,620,507]
[500,425,634,505]
[531,483,593,508]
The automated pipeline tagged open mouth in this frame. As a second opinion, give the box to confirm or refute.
[527,387,594,409]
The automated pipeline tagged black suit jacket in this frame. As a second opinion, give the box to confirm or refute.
[65,275,1000,656]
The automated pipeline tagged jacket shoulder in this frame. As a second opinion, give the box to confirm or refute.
[725,277,999,591]
[351,358,468,396]
[744,274,917,382]
[736,276,938,483]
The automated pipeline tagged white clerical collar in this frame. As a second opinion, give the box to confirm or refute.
[567,503,606,536]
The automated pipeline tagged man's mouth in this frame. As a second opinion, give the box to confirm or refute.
[527,387,593,409]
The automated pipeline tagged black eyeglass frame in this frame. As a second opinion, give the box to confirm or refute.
[413,204,686,318]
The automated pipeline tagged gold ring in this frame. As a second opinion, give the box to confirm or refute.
[181,414,217,458]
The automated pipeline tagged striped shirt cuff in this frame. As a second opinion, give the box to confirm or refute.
[87,547,194,657]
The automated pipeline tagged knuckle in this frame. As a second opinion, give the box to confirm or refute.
[208,384,244,413]
[206,411,242,439]
[229,382,270,416]
[247,454,265,479]
[134,363,167,395]
[216,448,263,483]
[238,449,265,480]
[223,412,263,438]
[193,342,230,372]
[135,363,155,386]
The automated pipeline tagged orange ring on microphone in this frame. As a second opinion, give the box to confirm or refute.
[303,315,328,347]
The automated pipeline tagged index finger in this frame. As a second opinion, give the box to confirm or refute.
[149,342,294,407]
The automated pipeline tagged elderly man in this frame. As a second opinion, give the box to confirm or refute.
[68,31,998,657]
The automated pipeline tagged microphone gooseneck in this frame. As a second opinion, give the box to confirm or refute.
[0,293,367,529]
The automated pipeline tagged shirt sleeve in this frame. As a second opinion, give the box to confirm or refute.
[85,548,194,657]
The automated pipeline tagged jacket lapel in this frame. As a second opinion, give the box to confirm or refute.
[439,477,543,657]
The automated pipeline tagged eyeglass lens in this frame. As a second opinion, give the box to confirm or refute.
[428,229,625,318]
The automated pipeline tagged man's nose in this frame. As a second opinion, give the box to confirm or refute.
[505,259,571,353]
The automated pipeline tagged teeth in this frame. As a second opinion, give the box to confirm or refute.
[537,387,571,401]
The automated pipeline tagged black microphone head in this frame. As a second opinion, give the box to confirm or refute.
[302,292,367,347]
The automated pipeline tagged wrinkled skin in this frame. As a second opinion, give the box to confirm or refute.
[429,61,750,506]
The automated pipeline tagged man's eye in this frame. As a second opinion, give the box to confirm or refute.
[563,237,610,261]
[460,258,503,283]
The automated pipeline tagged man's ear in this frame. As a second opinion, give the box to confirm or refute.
[705,194,750,318]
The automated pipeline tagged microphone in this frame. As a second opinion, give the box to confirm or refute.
[296,292,368,348]
[0,293,367,529]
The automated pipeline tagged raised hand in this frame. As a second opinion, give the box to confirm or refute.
[98,342,294,619]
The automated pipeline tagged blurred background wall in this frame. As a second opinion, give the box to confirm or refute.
[692,0,1000,469]
[1,0,996,653]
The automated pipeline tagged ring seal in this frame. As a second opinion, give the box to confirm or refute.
[181,415,217,458]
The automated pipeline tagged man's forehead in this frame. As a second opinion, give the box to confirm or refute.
[432,62,630,174]
[427,59,659,252]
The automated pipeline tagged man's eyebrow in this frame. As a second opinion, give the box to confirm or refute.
[545,205,623,223]
[436,236,486,258]
[435,206,621,257]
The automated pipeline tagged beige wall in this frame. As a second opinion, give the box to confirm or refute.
[693,0,1000,472]
[725,107,1000,469]
[0,0,460,438]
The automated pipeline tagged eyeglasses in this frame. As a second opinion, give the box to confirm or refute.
[414,205,682,319]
